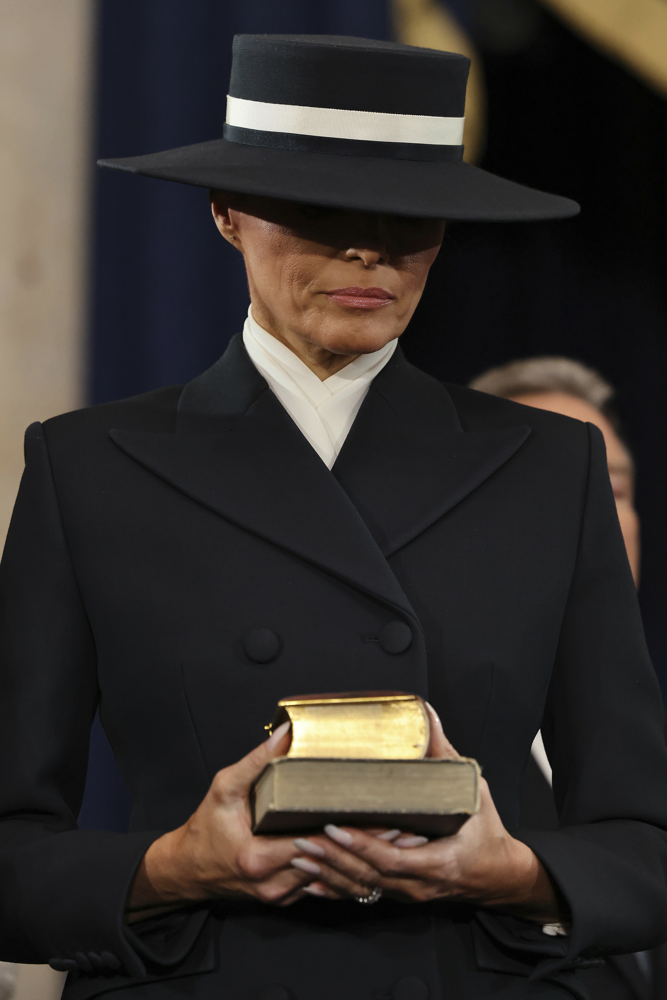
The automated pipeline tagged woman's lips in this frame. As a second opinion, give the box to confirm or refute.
[325,287,395,309]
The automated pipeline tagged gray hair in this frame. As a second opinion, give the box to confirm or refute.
[469,356,614,411]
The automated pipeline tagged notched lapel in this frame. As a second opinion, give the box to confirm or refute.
[110,338,415,619]
[333,354,531,556]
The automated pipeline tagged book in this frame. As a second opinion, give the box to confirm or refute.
[268,691,430,759]
[251,756,481,836]
[253,692,481,836]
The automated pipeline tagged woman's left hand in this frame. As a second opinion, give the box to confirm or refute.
[293,708,564,923]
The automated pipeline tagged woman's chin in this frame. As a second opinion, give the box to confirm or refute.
[307,317,403,356]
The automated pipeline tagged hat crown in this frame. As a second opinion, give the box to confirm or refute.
[229,34,469,118]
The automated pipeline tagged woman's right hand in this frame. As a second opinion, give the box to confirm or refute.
[126,722,313,920]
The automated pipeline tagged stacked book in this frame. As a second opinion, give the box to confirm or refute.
[252,692,480,836]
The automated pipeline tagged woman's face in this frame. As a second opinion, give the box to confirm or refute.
[211,193,445,358]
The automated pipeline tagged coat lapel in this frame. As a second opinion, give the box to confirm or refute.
[110,336,415,619]
[333,350,531,556]
[111,337,530,612]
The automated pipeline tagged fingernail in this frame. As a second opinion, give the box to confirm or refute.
[377,829,401,841]
[394,835,428,848]
[291,857,321,875]
[294,838,325,858]
[324,824,353,846]
[267,720,291,751]
[302,883,327,896]
[425,702,443,729]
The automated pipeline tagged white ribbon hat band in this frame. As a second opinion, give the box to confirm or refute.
[226,94,464,147]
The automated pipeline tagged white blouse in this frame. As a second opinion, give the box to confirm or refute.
[242,308,396,469]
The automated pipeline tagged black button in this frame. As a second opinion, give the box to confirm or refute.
[378,621,413,654]
[49,957,77,973]
[100,951,121,971]
[48,958,72,973]
[256,986,291,1000]
[74,951,92,972]
[87,952,104,971]
[244,628,281,664]
[391,976,430,1000]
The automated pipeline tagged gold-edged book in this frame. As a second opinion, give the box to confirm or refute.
[251,692,481,836]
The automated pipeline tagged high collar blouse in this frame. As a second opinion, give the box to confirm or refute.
[242,308,397,469]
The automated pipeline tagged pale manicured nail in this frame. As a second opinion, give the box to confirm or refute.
[294,838,325,858]
[291,857,321,875]
[267,720,291,751]
[324,824,353,846]
[425,702,443,729]
[302,883,327,896]
[394,835,429,848]
[377,829,401,841]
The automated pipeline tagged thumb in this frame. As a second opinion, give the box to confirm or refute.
[425,702,460,759]
[217,721,292,800]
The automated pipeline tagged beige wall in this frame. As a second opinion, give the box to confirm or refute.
[0,1,93,997]
[0,0,92,543]
[13,965,65,1000]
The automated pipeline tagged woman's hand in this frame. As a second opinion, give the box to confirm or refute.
[126,722,314,921]
[291,708,565,924]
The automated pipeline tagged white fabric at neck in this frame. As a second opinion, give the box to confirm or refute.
[242,309,397,468]
[226,95,465,146]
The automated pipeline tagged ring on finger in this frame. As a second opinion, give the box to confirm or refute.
[354,886,383,905]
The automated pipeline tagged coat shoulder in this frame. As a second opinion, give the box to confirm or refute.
[444,381,591,442]
[40,385,184,443]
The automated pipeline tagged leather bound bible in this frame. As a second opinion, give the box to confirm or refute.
[252,692,481,836]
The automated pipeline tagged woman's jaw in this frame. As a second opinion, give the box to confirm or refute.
[210,192,444,378]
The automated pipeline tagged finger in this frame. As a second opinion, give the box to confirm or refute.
[298,857,379,900]
[322,824,434,878]
[291,831,380,892]
[393,835,429,848]
[249,865,311,904]
[214,721,292,800]
[425,703,460,759]
[302,881,344,900]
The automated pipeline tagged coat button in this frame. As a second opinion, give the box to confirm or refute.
[100,951,121,971]
[48,958,73,973]
[378,621,413,654]
[392,976,430,1000]
[74,951,92,972]
[256,986,291,1000]
[87,952,104,971]
[244,628,281,664]
[48,957,77,973]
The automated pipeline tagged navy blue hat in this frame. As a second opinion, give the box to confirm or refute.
[98,34,579,221]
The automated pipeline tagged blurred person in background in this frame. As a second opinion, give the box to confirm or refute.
[471,355,665,1000]
[471,357,639,583]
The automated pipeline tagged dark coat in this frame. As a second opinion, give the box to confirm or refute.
[1,338,667,1000]
[520,754,667,1000]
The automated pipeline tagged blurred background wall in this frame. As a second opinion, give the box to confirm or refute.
[0,0,91,546]
[2,2,666,998]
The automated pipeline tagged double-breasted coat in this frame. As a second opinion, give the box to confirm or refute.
[1,337,667,1000]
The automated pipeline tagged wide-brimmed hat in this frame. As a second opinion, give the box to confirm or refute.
[98,34,579,222]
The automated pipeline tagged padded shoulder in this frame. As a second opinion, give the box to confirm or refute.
[41,385,184,440]
[445,382,591,441]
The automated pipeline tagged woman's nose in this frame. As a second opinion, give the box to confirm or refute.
[344,245,388,267]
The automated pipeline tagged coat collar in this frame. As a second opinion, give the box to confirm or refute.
[110,335,529,615]
[333,349,530,556]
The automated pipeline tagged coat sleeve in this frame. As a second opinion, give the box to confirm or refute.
[0,423,193,978]
[518,422,667,965]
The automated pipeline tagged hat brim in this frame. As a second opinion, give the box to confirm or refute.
[98,138,579,221]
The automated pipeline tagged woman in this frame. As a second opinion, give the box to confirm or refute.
[1,33,666,1000]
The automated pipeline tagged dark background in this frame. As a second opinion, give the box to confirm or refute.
[80,0,667,830]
